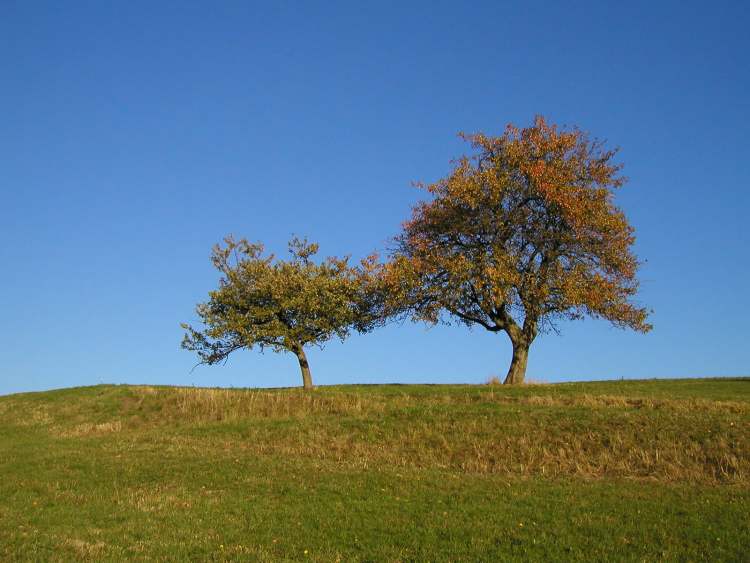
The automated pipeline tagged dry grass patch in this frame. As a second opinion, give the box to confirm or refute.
[3,383,747,484]
[515,393,749,413]
[126,386,389,423]
[120,386,749,429]
[12,406,53,427]
[115,385,749,484]
[159,406,748,484]
[55,420,122,438]
[60,538,106,559]
[123,484,193,513]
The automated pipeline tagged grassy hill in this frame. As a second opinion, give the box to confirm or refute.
[0,378,748,561]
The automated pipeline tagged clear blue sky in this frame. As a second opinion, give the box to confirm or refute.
[2,1,748,395]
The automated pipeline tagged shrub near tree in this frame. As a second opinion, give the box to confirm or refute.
[385,116,651,384]
[182,236,381,390]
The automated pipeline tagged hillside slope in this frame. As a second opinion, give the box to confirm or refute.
[1,378,748,560]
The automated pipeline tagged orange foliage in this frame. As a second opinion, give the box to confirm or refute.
[386,116,651,382]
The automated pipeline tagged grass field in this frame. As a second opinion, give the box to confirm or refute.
[0,378,748,561]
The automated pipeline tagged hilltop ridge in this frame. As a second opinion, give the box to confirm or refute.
[1,378,748,560]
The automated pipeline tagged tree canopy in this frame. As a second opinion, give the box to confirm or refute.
[182,236,380,389]
[385,116,651,384]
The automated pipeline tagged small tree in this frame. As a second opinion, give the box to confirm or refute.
[182,236,379,390]
[387,116,651,384]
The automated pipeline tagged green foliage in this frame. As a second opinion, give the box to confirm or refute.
[182,236,380,388]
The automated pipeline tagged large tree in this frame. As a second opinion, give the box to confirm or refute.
[182,236,380,390]
[387,116,651,384]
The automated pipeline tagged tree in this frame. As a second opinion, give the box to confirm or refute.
[386,116,651,384]
[182,236,380,390]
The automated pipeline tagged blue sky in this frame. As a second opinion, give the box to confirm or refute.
[2,1,748,395]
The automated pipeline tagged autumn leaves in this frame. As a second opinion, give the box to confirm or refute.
[182,117,650,387]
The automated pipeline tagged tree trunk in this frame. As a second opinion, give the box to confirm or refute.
[294,346,314,390]
[503,339,529,385]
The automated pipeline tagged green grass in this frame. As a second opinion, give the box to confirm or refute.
[0,378,748,561]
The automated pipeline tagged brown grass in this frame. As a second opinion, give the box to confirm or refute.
[60,538,106,558]
[112,386,749,484]
[56,420,122,438]
[4,385,747,485]
[169,386,384,420]
[123,484,193,513]
[154,386,748,419]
